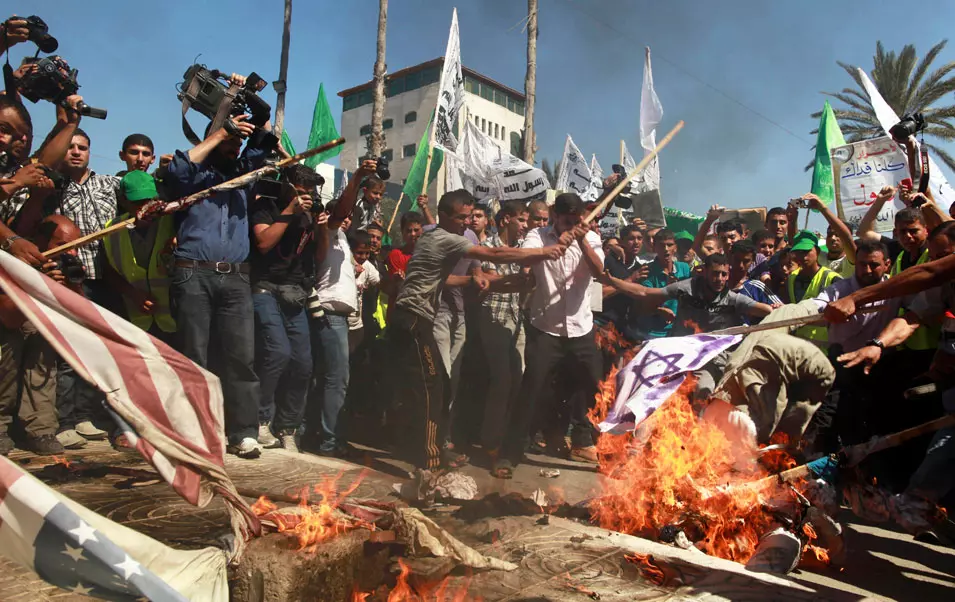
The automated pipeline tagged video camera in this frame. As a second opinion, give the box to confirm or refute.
[16,56,107,119]
[177,64,271,144]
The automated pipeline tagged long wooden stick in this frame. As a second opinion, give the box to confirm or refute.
[385,192,406,234]
[42,137,346,259]
[710,305,883,337]
[583,121,684,224]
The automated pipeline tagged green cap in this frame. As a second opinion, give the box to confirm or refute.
[790,229,819,253]
[674,230,695,242]
[121,170,158,203]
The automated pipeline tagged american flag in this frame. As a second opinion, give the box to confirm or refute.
[0,456,228,601]
[0,251,258,550]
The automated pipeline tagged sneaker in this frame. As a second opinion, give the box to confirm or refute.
[27,434,65,456]
[75,421,108,440]
[257,424,280,449]
[56,429,88,450]
[279,434,299,453]
[228,438,261,459]
[0,432,13,456]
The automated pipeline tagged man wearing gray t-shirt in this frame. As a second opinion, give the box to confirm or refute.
[390,190,566,471]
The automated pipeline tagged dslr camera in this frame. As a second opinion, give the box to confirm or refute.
[16,56,107,119]
[360,153,390,181]
[56,253,85,286]
[282,163,326,215]
[4,15,58,53]
[178,64,271,143]
[890,113,926,141]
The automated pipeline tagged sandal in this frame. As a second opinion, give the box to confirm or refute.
[491,459,514,479]
[570,446,599,464]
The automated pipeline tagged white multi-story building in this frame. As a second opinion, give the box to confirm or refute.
[337,57,527,197]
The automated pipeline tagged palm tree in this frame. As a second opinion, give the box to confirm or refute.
[369,0,388,157]
[522,0,538,163]
[813,40,955,170]
[540,158,557,187]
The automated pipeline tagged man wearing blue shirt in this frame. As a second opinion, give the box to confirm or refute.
[639,229,691,338]
[164,113,277,459]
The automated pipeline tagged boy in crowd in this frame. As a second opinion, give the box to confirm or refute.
[469,203,490,243]
[384,210,426,317]
[102,171,176,343]
[638,228,691,339]
[350,174,386,233]
[728,239,781,311]
[347,230,381,352]
[598,224,650,342]
[765,207,790,252]
[674,230,699,267]
[116,133,156,176]
[390,189,565,473]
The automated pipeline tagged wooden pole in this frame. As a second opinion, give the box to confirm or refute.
[272,0,293,136]
[385,192,406,234]
[43,138,346,259]
[710,305,882,337]
[522,0,538,163]
[583,121,684,224]
[619,139,625,164]
[369,0,388,156]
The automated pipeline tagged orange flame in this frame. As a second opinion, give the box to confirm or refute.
[51,456,73,469]
[590,376,784,563]
[251,471,369,550]
[625,553,665,586]
[348,559,479,601]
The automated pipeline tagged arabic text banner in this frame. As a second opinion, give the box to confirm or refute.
[831,137,908,233]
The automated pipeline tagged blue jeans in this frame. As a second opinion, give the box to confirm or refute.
[170,265,259,445]
[309,313,350,451]
[253,293,311,433]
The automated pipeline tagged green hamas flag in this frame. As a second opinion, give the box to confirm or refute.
[810,100,846,205]
[280,130,296,157]
[402,113,443,211]
[303,83,342,169]
[663,206,704,233]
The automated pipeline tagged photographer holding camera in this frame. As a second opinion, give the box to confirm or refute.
[164,110,277,459]
[249,165,329,453]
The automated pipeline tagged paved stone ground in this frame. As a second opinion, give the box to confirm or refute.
[1,441,953,601]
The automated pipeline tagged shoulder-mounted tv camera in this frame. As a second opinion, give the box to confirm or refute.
[177,64,272,145]
[15,56,107,120]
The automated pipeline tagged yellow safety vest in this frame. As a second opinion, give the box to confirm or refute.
[891,248,939,351]
[788,266,840,347]
[103,214,177,333]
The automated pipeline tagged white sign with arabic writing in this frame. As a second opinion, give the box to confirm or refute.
[556,135,599,201]
[831,137,908,234]
[446,120,549,203]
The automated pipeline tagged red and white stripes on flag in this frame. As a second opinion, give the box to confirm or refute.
[0,251,258,556]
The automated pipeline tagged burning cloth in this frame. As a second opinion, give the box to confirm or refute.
[598,333,741,433]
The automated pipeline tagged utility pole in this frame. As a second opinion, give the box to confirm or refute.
[370,0,388,157]
[522,0,537,164]
[273,0,293,136]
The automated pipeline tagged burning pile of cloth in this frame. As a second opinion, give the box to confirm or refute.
[590,302,946,574]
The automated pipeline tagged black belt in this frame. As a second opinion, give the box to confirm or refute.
[174,259,250,274]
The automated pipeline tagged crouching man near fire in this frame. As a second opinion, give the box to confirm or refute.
[390,189,567,474]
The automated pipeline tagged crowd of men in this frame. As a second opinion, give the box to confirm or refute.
[0,16,952,527]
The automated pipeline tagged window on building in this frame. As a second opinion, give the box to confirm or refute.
[474,114,480,125]
[510,131,523,156]
[421,67,440,85]
[405,111,417,124]
[343,94,358,111]
[403,143,416,158]
[494,123,499,138]
[383,118,394,130]
[359,124,372,136]
[405,71,421,91]
[481,118,486,133]
[387,77,405,96]
[465,77,479,94]
[382,149,394,162]
[494,90,508,107]
[514,100,525,116]
[358,89,373,106]
[480,84,493,101]
[500,127,506,141]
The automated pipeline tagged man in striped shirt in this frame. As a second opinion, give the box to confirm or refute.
[728,240,782,318]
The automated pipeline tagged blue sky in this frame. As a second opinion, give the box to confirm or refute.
[9,0,955,220]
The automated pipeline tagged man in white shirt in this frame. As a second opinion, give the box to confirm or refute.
[307,160,376,457]
[494,193,606,478]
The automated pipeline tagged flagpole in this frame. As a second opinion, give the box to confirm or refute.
[584,121,684,224]
[43,138,346,259]
[385,192,406,234]
[273,0,293,136]
[619,140,624,164]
